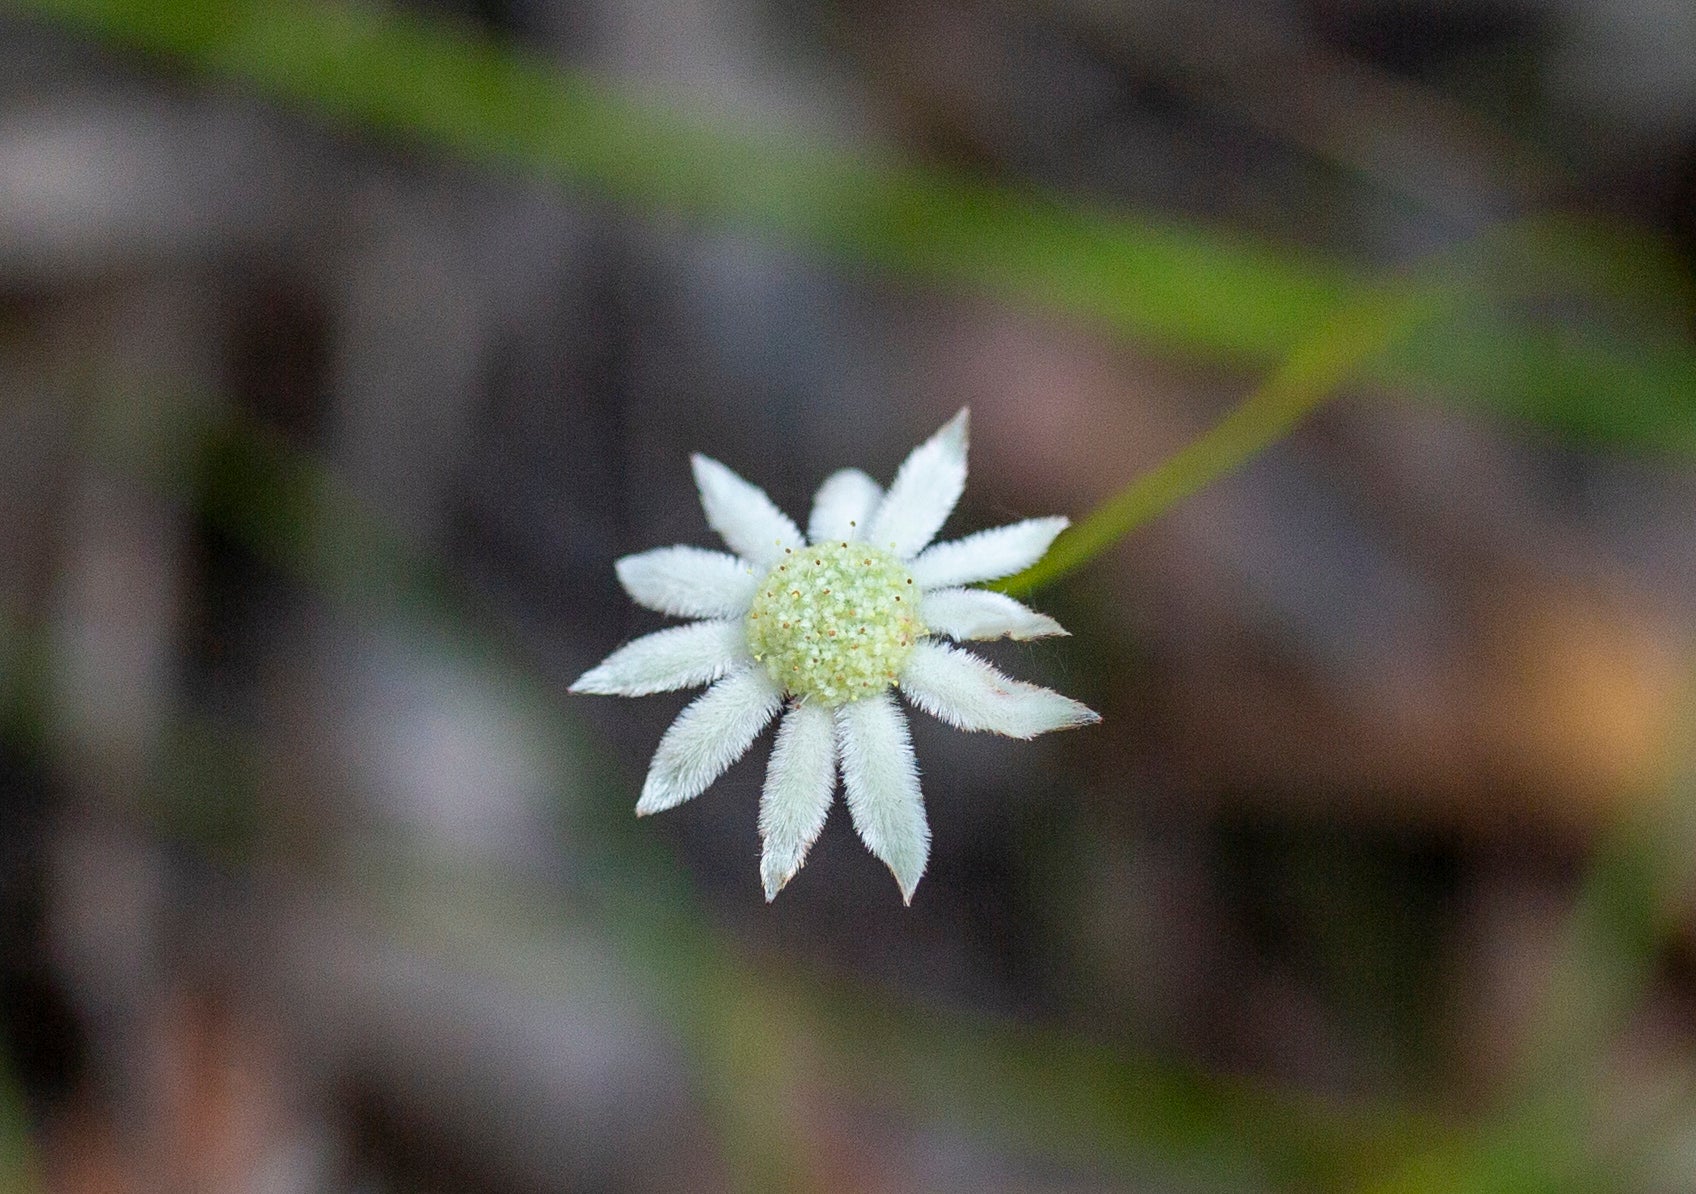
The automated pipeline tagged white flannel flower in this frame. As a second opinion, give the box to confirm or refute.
[571,409,1099,903]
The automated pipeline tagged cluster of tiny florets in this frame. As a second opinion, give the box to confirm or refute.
[746,538,925,706]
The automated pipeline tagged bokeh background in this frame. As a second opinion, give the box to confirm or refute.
[2,0,1695,1190]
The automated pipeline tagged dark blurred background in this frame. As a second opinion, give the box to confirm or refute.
[1,0,1695,1190]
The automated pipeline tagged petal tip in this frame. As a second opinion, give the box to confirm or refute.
[634,779,670,816]
[689,453,724,485]
[761,856,802,901]
[1011,614,1068,640]
[1038,695,1101,733]
[888,856,926,904]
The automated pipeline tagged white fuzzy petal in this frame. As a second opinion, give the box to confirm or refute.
[758,703,839,900]
[919,588,1067,641]
[616,546,759,619]
[836,692,929,903]
[691,455,803,568]
[865,409,969,559]
[636,668,783,815]
[570,621,750,697]
[898,641,1098,739]
[807,468,884,544]
[910,516,1069,590]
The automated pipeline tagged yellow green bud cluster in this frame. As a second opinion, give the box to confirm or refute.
[746,540,925,706]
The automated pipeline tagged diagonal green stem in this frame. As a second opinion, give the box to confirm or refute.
[999,283,1451,596]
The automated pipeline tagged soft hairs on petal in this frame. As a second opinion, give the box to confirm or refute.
[616,546,759,619]
[637,668,783,815]
[691,454,803,568]
[910,516,1069,590]
[920,588,1067,641]
[836,693,929,903]
[865,409,969,560]
[898,641,1098,739]
[807,468,883,545]
[758,703,839,900]
[569,620,750,697]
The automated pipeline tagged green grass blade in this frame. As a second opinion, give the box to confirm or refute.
[5,0,1694,450]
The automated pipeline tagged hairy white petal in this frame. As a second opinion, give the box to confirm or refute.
[910,516,1069,590]
[616,546,759,619]
[758,703,839,900]
[691,454,803,568]
[865,408,969,559]
[920,588,1067,641]
[836,693,928,903]
[807,468,884,544]
[570,621,750,697]
[637,668,783,815]
[898,641,1098,739]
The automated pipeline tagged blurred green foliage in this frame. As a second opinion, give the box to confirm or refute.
[0,1057,38,1194]
[6,0,1695,453]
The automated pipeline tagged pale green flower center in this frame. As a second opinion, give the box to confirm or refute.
[746,540,925,706]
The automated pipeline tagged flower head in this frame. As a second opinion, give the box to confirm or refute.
[571,409,1099,902]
